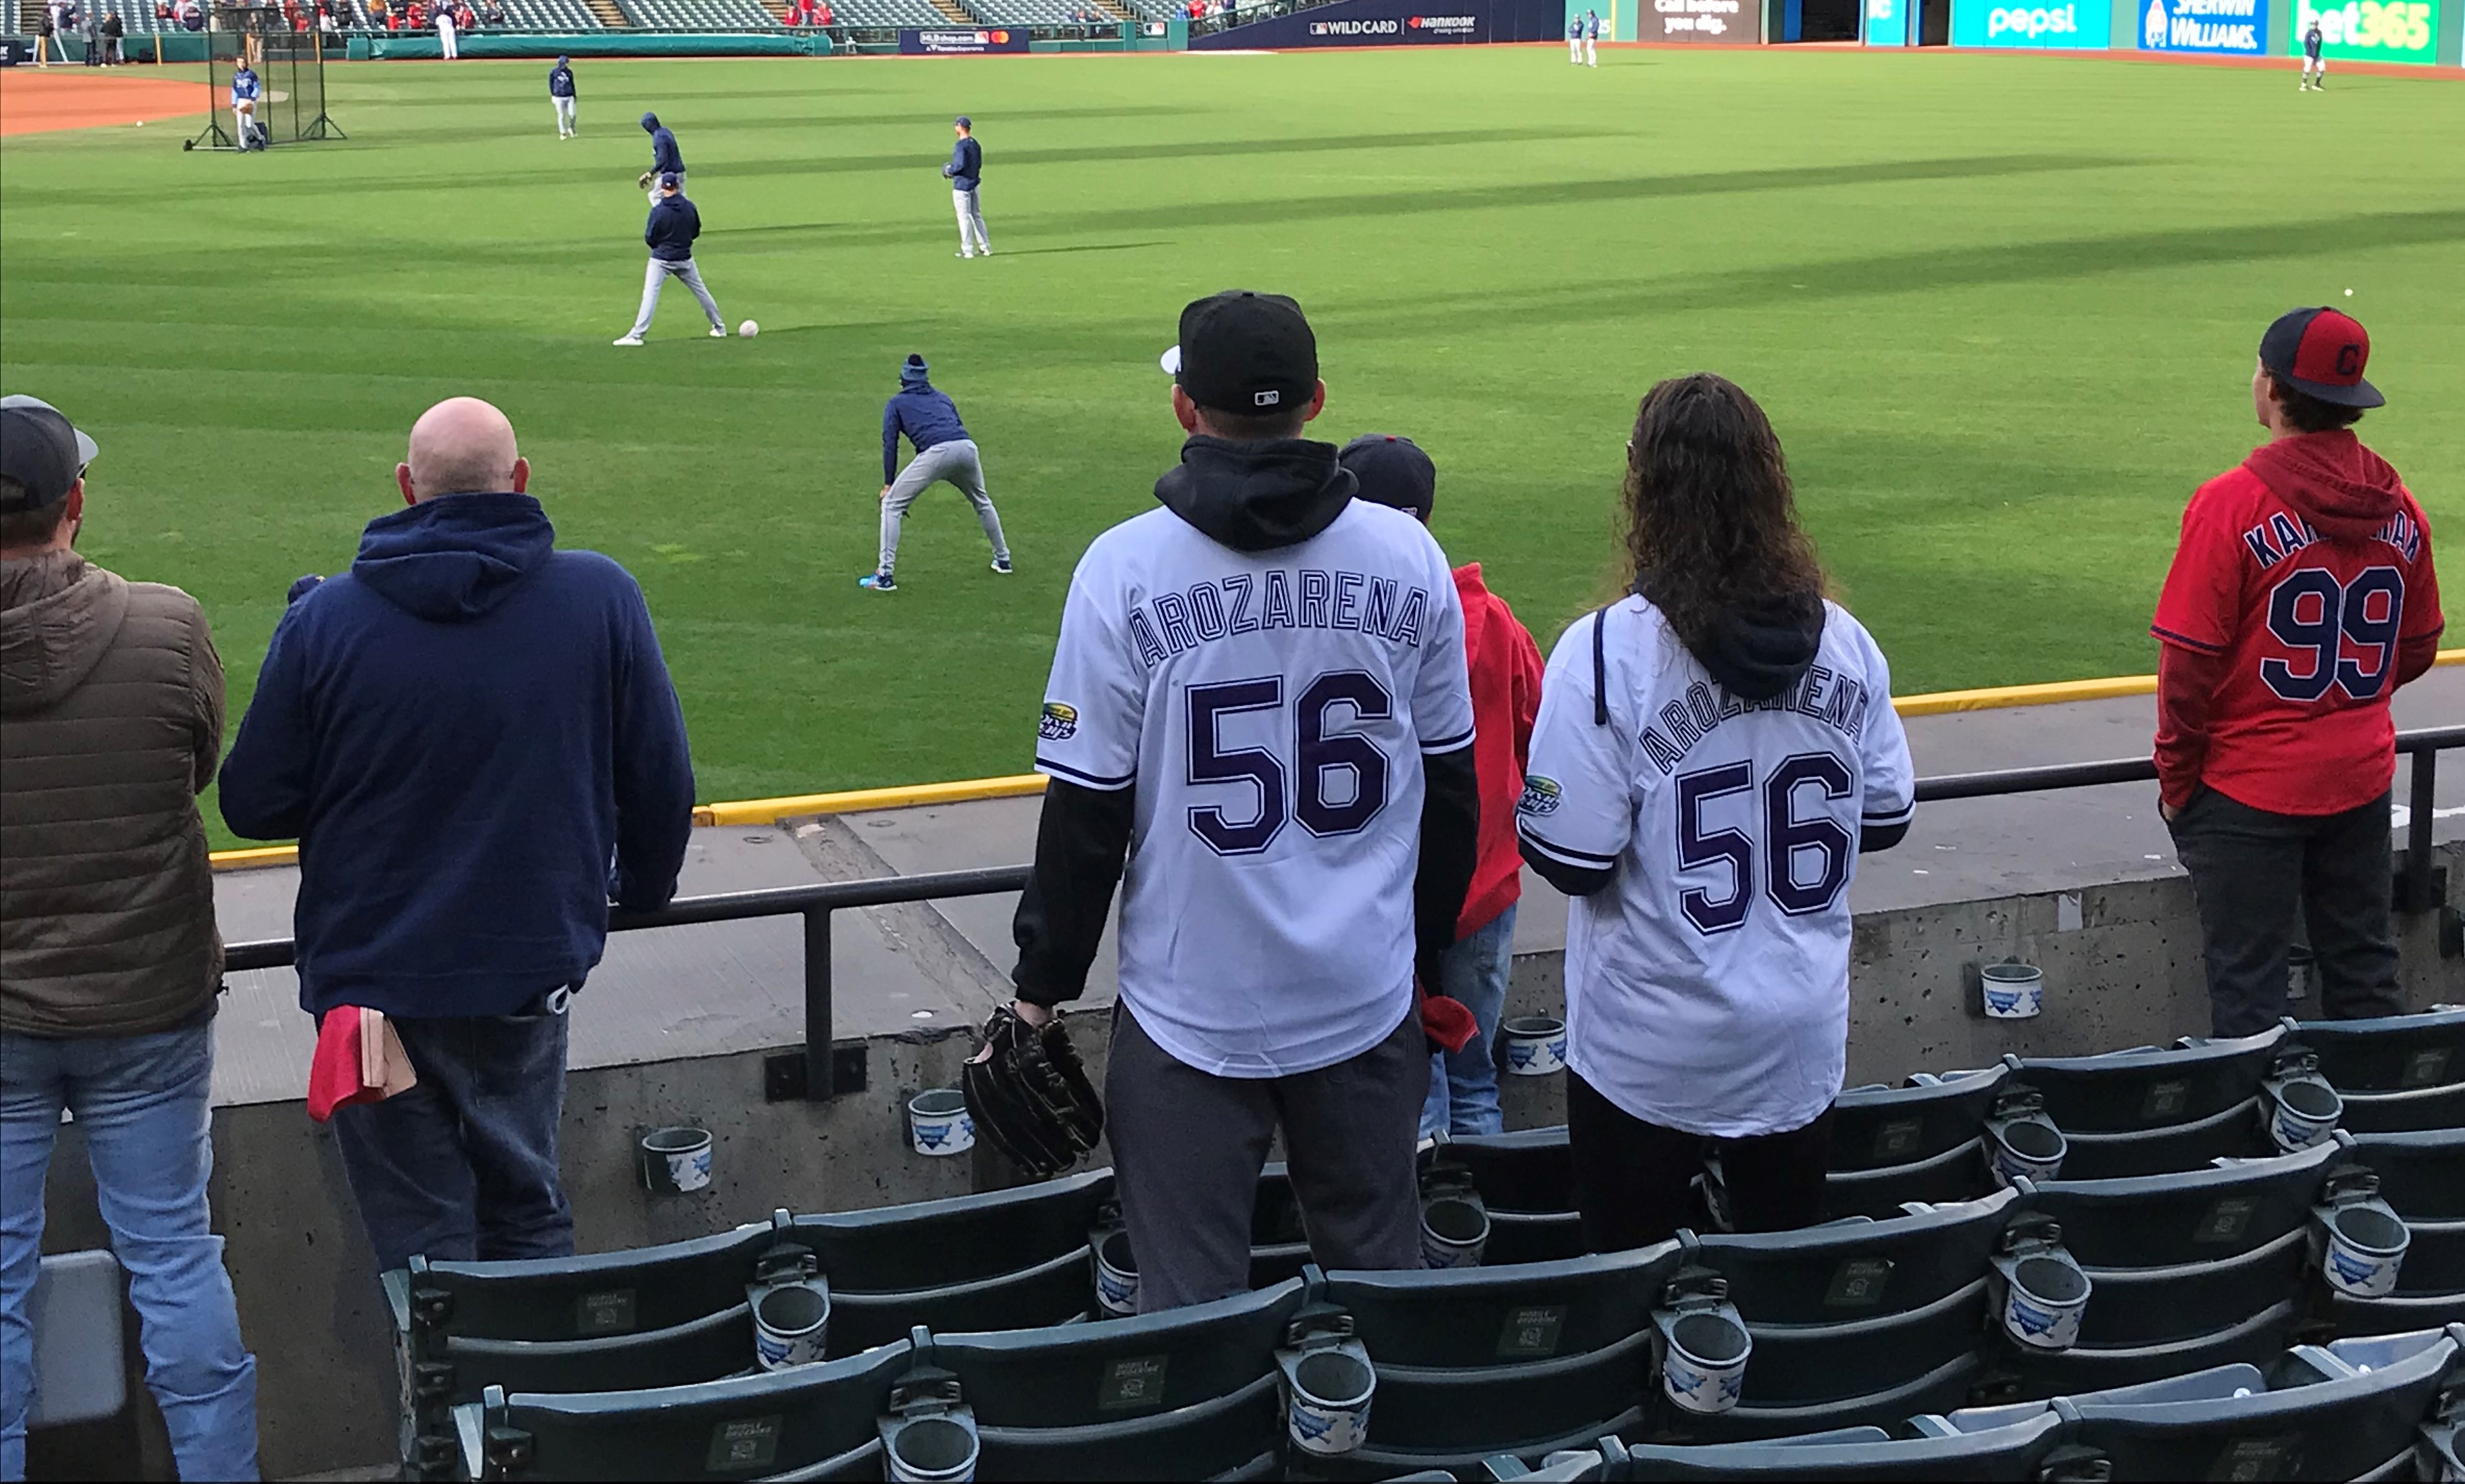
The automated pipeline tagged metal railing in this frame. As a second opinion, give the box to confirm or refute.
[221,725,2464,1101]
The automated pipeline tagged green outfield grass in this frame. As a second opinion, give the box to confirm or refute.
[3,47,2458,845]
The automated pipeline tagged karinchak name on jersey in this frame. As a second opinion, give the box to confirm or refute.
[1125,568,1436,667]
[1640,666,1878,776]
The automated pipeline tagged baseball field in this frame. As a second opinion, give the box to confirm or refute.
[1,47,2458,841]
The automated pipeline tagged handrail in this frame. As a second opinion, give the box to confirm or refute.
[218,726,2464,1101]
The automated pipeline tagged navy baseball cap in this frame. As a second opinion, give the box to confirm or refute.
[1339,433,1435,521]
[0,396,98,513]
[660,171,681,189]
[2260,306,2383,409]
[955,114,972,128]
[1160,290,1318,417]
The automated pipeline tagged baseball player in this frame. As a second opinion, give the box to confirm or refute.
[1567,12,1582,61]
[435,0,458,57]
[230,61,262,149]
[2299,16,2324,89]
[1519,374,1913,1251]
[2154,308,2442,1036]
[944,116,989,259]
[1584,8,1600,65]
[613,174,725,347]
[548,54,576,138]
[1010,290,1480,1312]
[862,354,1010,592]
[639,111,684,203]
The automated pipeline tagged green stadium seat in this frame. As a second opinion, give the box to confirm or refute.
[1439,1128,1585,1265]
[1827,1067,2010,1173]
[1820,1140,1997,1221]
[2008,1029,2285,1179]
[1623,1412,2063,1481]
[2291,1008,2465,1093]
[2345,1127,2465,1220]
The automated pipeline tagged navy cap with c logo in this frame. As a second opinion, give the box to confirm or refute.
[2259,306,2384,409]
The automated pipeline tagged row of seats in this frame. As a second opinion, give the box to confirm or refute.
[618,0,787,27]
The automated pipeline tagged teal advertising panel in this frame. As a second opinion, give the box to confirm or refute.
[2286,0,2438,60]
[1952,0,2115,41]
[2137,0,2267,50]
[1865,0,1915,41]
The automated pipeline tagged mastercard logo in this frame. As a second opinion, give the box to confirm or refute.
[992,28,1010,39]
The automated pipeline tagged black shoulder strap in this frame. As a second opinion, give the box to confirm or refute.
[1591,603,1611,728]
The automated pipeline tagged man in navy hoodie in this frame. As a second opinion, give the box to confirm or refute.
[614,173,725,347]
[942,115,989,259]
[221,397,696,1271]
[862,353,1010,592]
[639,110,684,200]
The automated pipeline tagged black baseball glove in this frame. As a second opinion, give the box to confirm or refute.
[963,1007,1103,1178]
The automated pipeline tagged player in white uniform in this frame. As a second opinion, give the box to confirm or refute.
[230,63,261,149]
[1518,374,1914,1253]
[1012,290,1481,1313]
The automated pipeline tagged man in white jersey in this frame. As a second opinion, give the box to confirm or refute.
[1011,290,1481,1312]
[1516,374,1915,1251]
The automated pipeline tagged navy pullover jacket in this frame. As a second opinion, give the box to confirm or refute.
[642,113,683,174]
[219,493,697,1020]
[645,193,699,261]
[882,374,968,482]
[548,61,574,97]
[946,135,982,193]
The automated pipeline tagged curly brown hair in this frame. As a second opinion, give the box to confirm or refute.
[1622,374,1827,654]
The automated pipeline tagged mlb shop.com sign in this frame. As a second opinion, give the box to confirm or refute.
[2138,0,2265,52]
[1950,0,2114,47]
[896,27,1030,51]
[1642,0,1748,41]
[2287,0,2435,61]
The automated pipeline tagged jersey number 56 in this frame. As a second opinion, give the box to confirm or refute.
[1186,672,1393,855]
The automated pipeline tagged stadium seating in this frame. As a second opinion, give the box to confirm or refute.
[922,1281,1307,1479]
[1997,1137,2343,1395]
[2334,1128,2465,1333]
[1819,1068,2007,1219]
[492,0,605,27]
[2294,1007,2465,1133]
[1623,1412,2066,1480]
[824,0,953,25]
[1316,1242,1686,1473]
[2005,1029,2284,1179]
[453,1340,912,1480]
[970,0,1116,23]
[1684,1192,2017,1439]
[618,0,780,27]
[1437,1128,1583,1265]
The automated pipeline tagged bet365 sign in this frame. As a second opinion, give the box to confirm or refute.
[2289,0,2435,61]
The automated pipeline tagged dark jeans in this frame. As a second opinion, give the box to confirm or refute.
[2169,787,2404,1038]
[329,999,574,1272]
[1567,1071,1834,1253]
[1105,1004,1427,1313]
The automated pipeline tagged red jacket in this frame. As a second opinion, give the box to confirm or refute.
[1453,563,1543,938]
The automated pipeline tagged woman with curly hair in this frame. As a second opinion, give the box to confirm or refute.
[1516,374,1917,1252]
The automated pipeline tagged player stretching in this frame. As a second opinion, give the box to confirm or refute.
[862,354,1009,591]
[548,54,576,138]
[2299,17,2323,89]
[1008,290,1480,1312]
[613,175,725,346]
[944,116,989,259]
[230,61,261,149]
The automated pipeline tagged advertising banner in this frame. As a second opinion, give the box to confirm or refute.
[2136,0,2265,51]
[897,27,1030,52]
[1864,0,1913,43]
[2285,0,2436,61]
[1950,0,2113,45]
[1639,0,1752,38]
[1294,10,1489,41]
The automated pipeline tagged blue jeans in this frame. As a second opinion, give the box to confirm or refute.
[1420,903,1518,1139]
[330,1002,575,1273]
[0,1022,259,1481]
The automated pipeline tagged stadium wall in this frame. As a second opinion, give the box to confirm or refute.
[36,841,2465,1477]
[356,28,831,57]
[1190,0,1574,47]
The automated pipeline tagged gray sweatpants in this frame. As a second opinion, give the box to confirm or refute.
[952,187,990,256]
[627,256,722,339]
[880,438,1008,573]
[1105,1003,1427,1314]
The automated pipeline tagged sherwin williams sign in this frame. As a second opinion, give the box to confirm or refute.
[1951,0,2113,45]
[2286,0,2435,62]
[1864,0,1911,43]
[2138,0,2264,52]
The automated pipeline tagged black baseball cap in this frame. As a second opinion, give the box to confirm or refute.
[1160,290,1318,418]
[1338,433,1435,521]
[0,396,98,513]
[660,171,681,189]
[955,114,972,128]
[2259,306,2383,409]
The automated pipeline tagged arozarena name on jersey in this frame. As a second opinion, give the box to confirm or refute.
[1638,667,1879,777]
[2242,507,2424,570]
[1125,569,1436,667]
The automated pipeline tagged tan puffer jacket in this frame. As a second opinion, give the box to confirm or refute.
[1,550,225,1037]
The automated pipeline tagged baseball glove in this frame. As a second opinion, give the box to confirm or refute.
[963,1007,1104,1178]
[636,171,655,190]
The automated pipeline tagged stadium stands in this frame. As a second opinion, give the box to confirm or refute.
[2004,1028,2285,1179]
[1818,1067,2008,1218]
[1435,1128,1583,1265]
[618,0,779,27]
[2295,1007,2465,1133]
[816,0,953,23]
[485,0,606,27]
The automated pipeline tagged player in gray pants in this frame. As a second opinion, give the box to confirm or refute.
[863,354,1010,591]
[614,175,724,347]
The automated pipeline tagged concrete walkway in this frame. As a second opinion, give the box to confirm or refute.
[208,670,2464,1107]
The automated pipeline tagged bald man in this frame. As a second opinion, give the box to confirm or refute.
[221,398,697,1273]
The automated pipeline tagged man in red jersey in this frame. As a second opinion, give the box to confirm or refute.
[2153,307,2443,1037]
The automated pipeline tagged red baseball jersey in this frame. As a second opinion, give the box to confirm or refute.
[2153,436,2441,817]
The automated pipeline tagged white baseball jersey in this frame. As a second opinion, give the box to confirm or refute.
[1035,502,1475,1079]
[1518,596,1914,1138]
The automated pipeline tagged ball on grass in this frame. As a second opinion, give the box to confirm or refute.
[738,320,759,339]
[2344,288,2353,297]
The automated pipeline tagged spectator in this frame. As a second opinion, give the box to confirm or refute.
[99,5,123,63]
[1517,375,1914,1252]
[368,0,388,26]
[179,0,204,29]
[0,395,261,1482]
[1341,433,1543,1141]
[219,398,696,1272]
[80,5,99,65]
[2154,308,2443,1037]
[482,0,505,23]
[35,7,54,65]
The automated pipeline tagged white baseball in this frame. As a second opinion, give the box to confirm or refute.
[739,320,759,338]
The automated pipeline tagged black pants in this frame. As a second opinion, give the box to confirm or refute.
[1566,1071,1833,1253]
[2169,787,2403,1038]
